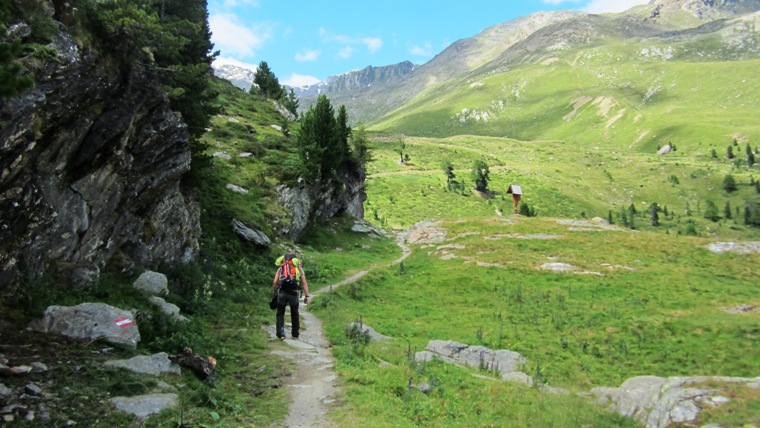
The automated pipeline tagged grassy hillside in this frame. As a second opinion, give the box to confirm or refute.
[371,50,760,154]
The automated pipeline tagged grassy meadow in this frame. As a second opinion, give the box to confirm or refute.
[307,131,760,426]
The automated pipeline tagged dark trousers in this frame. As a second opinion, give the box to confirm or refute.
[276,290,300,338]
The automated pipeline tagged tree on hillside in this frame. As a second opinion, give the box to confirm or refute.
[253,61,283,99]
[0,2,33,99]
[749,151,756,167]
[442,159,456,189]
[282,88,299,118]
[724,201,732,219]
[650,203,660,226]
[722,174,737,192]
[711,149,718,158]
[350,122,372,167]
[703,200,720,222]
[297,94,351,180]
[335,105,352,159]
[396,139,406,163]
[471,159,490,192]
[727,145,735,159]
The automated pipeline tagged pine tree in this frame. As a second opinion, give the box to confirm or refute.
[727,145,735,159]
[471,159,490,192]
[650,204,659,226]
[335,105,352,159]
[607,210,613,224]
[442,159,456,189]
[724,201,732,219]
[253,61,283,99]
[350,122,372,167]
[282,88,299,117]
[297,94,338,180]
[711,149,717,159]
[723,174,738,192]
[749,152,756,167]
[703,200,720,222]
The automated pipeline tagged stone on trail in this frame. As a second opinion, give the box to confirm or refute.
[28,302,140,348]
[104,353,181,376]
[347,322,391,342]
[111,393,179,419]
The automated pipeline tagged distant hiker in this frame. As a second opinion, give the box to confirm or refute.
[272,250,310,340]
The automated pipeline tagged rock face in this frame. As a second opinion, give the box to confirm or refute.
[111,393,179,419]
[0,19,201,291]
[276,162,367,241]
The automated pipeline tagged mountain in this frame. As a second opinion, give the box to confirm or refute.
[292,0,760,126]
[213,63,256,91]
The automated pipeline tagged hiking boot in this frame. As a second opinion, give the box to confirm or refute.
[277,335,285,341]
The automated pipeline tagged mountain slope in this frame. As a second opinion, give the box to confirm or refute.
[370,6,760,151]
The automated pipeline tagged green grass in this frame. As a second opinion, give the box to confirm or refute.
[311,216,760,426]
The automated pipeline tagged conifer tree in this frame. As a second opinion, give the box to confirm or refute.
[722,174,737,192]
[335,105,352,159]
[350,122,372,167]
[253,61,283,99]
[703,200,720,222]
[727,145,734,159]
[471,159,490,192]
[724,201,732,219]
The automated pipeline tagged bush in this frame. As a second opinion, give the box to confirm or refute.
[518,201,538,217]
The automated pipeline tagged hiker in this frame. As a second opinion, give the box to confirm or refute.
[272,250,310,340]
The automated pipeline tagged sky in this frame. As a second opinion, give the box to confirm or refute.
[208,0,651,87]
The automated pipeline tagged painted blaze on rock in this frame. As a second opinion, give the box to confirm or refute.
[29,302,140,348]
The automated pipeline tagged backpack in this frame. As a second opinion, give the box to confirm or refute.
[278,254,300,292]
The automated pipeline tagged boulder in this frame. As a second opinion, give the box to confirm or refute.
[590,375,760,428]
[133,271,168,295]
[0,383,11,398]
[657,144,672,155]
[104,352,181,376]
[226,183,248,194]
[148,296,188,322]
[231,219,271,247]
[347,322,391,342]
[28,302,140,348]
[111,393,179,419]
[415,340,525,374]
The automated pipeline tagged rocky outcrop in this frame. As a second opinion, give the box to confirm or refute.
[276,162,366,241]
[0,19,200,290]
[590,375,760,428]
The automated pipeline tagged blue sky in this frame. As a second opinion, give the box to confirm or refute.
[209,0,650,87]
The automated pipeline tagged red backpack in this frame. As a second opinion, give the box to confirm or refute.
[278,254,300,291]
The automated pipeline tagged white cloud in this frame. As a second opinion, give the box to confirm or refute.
[212,56,258,71]
[295,49,321,62]
[582,0,649,13]
[209,14,270,57]
[363,37,383,53]
[319,28,384,55]
[410,42,433,57]
[337,46,355,59]
[283,73,321,88]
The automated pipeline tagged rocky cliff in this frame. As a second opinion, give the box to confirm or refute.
[0,21,201,290]
[276,161,366,241]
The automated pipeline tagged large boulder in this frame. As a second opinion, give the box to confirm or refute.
[231,219,271,247]
[133,271,168,295]
[590,375,760,428]
[415,340,525,375]
[28,303,140,348]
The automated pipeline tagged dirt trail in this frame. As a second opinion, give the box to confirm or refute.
[265,226,414,427]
